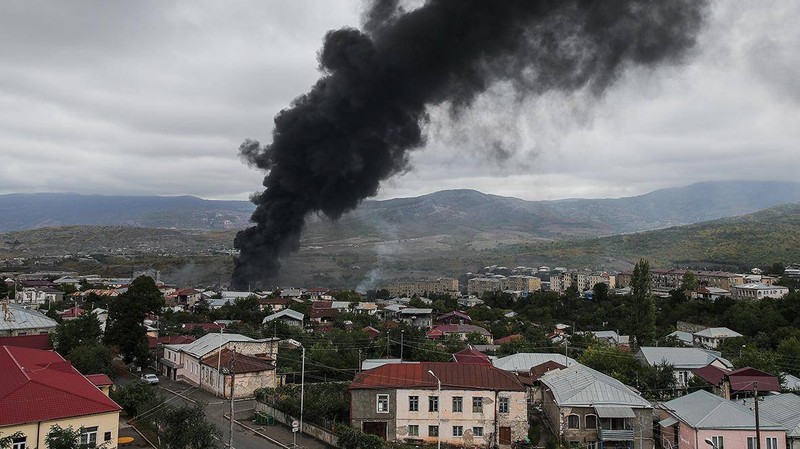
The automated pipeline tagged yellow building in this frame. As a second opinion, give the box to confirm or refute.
[0,345,121,449]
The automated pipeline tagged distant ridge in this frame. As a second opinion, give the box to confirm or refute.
[2,181,800,237]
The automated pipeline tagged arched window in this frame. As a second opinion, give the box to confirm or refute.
[585,414,598,429]
[567,414,580,429]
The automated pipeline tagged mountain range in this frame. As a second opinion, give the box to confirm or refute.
[3,181,800,240]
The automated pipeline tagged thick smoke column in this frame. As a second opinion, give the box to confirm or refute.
[232,0,708,289]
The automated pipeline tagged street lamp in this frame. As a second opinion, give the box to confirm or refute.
[427,370,442,449]
[705,438,718,449]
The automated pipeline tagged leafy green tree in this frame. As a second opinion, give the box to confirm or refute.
[627,259,655,346]
[44,425,109,449]
[160,403,220,449]
[579,343,639,386]
[638,362,676,400]
[67,343,114,377]
[777,338,800,376]
[54,311,102,357]
[735,346,782,377]
[769,262,785,276]
[592,282,609,301]
[104,276,163,364]
[111,380,159,417]
[680,271,699,292]
[0,431,24,449]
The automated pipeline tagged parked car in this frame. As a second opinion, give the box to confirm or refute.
[140,373,159,385]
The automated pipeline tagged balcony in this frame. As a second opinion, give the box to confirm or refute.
[598,428,635,441]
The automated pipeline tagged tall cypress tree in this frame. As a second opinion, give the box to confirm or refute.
[629,258,655,347]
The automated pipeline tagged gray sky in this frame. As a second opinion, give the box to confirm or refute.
[1,0,798,201]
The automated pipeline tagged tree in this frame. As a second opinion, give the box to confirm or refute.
[104,276,163,364]
[54,311,102,357]
[592,282,609,301]
[579,343,639,386]
[680,271,699,292]
[0,431,24,449]
[111,380,159,417]
[44,425,109,449]
[627,259,655,346]
[160,403,220,449]
[67,343,115,378]
[778,338,800,376]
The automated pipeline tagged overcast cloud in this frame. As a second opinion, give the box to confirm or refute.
[1,0,798,201]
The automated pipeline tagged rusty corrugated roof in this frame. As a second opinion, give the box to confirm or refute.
[350,361,524,391]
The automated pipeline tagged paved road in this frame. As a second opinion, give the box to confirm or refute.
[119,371,330,449]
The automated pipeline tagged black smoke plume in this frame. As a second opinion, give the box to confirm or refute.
[232,0,708,289]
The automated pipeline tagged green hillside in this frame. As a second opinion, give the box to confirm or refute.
[513,203,800,270]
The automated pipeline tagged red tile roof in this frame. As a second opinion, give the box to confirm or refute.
[0,334,53,350]
[85,374,114,387]
[362,326,381,339]
[350,361,525,391]
[61,307,85,318]
[147,335,197,350]
[495,334,523,345]
[452,346,492,365]
[200,349,274,374]
[728,367,781,393]
[692,364,731,386]
[0,346,121,426]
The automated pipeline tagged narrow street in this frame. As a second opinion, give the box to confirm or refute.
[120,371,330,449]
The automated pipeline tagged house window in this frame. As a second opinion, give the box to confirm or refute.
[11,436,26,449]
[377,394,389,413]
[453,396,463,412]
[498,397,510,414]
[766,438,778,449]
[678,371,688,385]
[408,425,419,437]
[585,415,597,429]
[429,426,439,437]
[748,437,757,449]
[473,427,484,437]
[453,426,464,437]
[588,442,598,449]
[472,397,483,413]
[567,414,580,429]
[80,426,98,447]
[409,396,419,412]
[711,436,724,449]
[429,396,439,412]
[104,431,112,442]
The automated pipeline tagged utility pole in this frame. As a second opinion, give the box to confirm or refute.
[565,338,569,366]
[754,382,761,449]
[400,330,405,361]
[358,349,362,372]
[228,349,236,449]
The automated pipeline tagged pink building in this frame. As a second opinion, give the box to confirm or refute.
[659,390,786,449]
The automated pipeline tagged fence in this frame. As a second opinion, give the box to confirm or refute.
[255,402,341,448]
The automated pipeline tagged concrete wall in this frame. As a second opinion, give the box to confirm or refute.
[255,402,340,448]
[350,389,397,440]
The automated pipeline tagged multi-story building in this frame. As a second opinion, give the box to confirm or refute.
[349,362,528,447]
[540,364,654,449]
[549,272,574,293]
[468,276,542,296]
[163,333,279,398]
[617,269,745,291]
[503,275,542,293]
[467,277,502,296]
[0,345,121,449]
[659,390,786,449]
[575,272,616,292]
[729,283,789,300]
[384,278,460,298]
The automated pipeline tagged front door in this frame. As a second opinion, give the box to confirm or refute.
[363,422,388,441]
[499,427,512,445]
